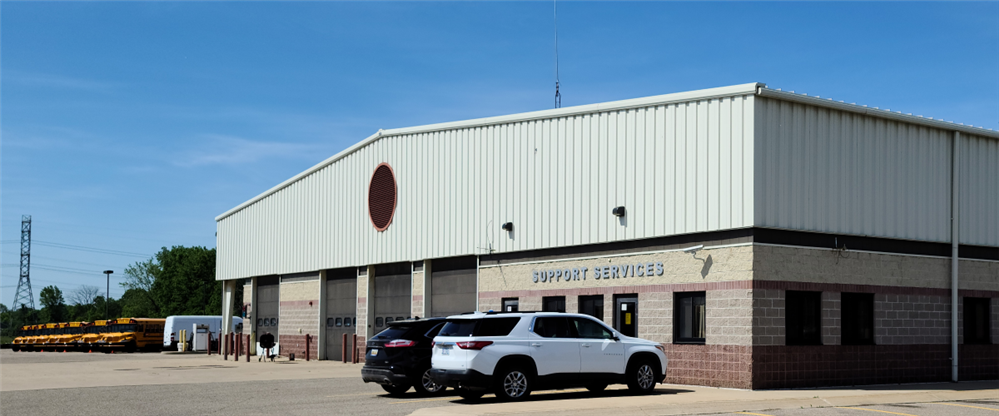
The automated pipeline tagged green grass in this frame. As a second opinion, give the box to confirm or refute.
[1,335,14,344]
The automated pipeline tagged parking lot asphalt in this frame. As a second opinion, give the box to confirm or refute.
[2,349,997,416]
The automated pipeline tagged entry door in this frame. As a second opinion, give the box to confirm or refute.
[614,295,638,338]
[325,273,357,361]
[373,263,411,333]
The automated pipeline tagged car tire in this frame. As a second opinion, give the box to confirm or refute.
[626,359,658,394]
[493,366,532,401]
[381,384,411,396]
[585,383,608,392]
[412,368,446,396]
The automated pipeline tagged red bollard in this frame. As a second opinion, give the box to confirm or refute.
[236,333,242,361]
[223,333,229,360]
[245,335,250,363]
[342,333,347,363]
[305,334,310,362]
[352,334,358,364]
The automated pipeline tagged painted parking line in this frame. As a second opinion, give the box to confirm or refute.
[835,407,919,416]
[933,402,999,412]
[736,412,775,416]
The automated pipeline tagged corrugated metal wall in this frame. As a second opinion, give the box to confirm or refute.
[959,134,999,246]
[754,97,998,247]
[217,93,757,280]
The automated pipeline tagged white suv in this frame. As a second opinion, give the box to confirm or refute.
[429,311,668,401]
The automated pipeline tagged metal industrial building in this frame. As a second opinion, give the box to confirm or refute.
[217,83,998,389]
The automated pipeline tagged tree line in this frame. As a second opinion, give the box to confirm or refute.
[2,246,241,341]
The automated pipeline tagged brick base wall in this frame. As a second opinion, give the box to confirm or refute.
[662,344,752,389]
[277,334,317,359]
[752,344,999,389]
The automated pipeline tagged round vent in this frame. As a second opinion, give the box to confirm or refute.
[368,163,397,232]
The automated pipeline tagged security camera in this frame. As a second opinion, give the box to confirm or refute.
[681,245,704,254]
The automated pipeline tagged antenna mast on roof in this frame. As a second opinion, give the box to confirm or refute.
[553,0,561,109]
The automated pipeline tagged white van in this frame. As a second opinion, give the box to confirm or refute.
[163,315,243,350]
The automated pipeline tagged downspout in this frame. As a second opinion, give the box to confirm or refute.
[950,131,960,383]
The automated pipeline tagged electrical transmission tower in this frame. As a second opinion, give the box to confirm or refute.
[14,215,35,311]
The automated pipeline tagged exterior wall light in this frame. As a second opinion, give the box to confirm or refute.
[501,222,514,232]
[612,206,626,217]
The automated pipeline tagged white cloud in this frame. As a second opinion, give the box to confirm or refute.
[174,134,327,167]
[5,70,121,93]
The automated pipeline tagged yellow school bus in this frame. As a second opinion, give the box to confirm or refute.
[56,322,90,349]
[11,325,33,352]
[103,318,166,352]
[23,324,43,350]
[39,323,61,350]
[80,320,109,350]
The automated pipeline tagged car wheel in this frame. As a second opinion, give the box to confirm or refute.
[413,368,446,396]
[626,359,658,394]
[585,383,608,392]
[494,366,532,401]
[381,384,411,396]
[457,388,485,401]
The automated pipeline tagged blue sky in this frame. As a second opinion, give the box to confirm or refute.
[2,2,997,309]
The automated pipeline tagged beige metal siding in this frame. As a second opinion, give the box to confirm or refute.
[217,92,758,280]
[754,97,997,247]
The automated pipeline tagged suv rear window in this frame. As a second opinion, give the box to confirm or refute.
[438,317,521,337]
[372,326,411,340]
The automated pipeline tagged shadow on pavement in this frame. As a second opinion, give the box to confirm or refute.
[378,386,694,404]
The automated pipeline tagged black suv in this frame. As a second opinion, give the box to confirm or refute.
[361,317,447,396]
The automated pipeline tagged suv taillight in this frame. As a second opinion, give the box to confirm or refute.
[456,341,493,350]
[385,339,417,348]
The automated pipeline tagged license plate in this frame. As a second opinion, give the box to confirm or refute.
[369,349,378,356]
[441,348,449,355]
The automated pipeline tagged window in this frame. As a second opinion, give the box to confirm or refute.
[542,296,566,312]
[674,292,706,344]
[533,317,573,338]
[344,317,352,327]
[786,291,822,345]
[437,317,521,337]
[842,292,875,345]
[439,320,477,337]
[502,298,519,312]
[424,323,445,339]
[964,297,992,345]
[572,317,614,339]
[476,318,521,336]
[578,295,604,321]
[375,317,384,327]
[335,318,343,327]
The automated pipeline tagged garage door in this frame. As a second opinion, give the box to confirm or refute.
[372,263,411,334]
[255,276,280,339]
[430,256,477,318]
[324,268,357,361]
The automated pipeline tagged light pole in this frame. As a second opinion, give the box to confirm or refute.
[103,270,113,319]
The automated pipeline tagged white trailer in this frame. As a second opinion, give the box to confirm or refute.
[164,315,243,350]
